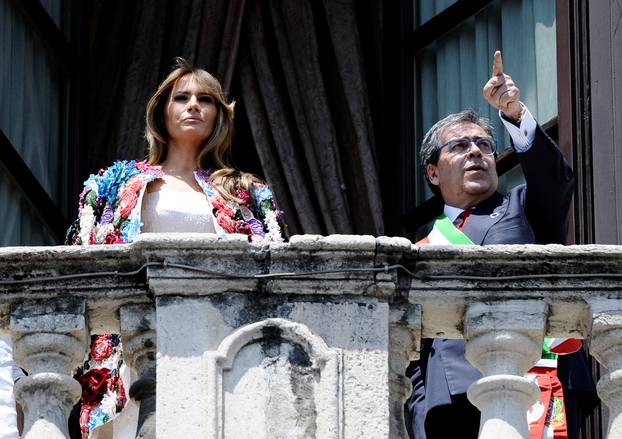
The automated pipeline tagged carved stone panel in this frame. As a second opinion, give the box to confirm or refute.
[204,319,342,439]
[155,295,390,438]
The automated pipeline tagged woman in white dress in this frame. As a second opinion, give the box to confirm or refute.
[65,58,284,438]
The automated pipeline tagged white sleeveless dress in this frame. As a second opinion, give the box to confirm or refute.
[141,189,217,233]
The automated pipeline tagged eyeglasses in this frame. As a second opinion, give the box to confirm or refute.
[438,136,496,156]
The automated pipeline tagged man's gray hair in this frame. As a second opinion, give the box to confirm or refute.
[420,109,495,168]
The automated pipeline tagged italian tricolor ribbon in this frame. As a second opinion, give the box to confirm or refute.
[416,214,474,246]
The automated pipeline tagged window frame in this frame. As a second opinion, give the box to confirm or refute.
[399,0,571,238]
[0,0,83,243]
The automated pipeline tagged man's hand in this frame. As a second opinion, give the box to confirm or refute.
[483,50,522,122]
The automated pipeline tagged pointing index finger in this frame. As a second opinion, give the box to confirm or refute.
[492,50,504,76]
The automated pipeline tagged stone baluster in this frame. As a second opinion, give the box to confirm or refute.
[120,304,156,439]
[10,298,88,439]
[388,304,421,439]
[589,301,622,438]
[464,300,546,439]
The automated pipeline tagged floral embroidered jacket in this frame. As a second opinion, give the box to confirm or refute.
[66,160,285,437]
[65,160,285,245]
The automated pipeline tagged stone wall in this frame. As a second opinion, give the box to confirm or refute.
[1,235,622,438]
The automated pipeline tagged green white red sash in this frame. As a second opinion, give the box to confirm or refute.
[416,214,474,246]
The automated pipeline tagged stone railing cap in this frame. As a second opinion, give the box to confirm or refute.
[414,243,622,258]
[132,233,268,251]
[288,234,377,251]
[375,236,413,253]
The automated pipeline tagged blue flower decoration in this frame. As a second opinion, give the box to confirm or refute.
[253,186,272,204]
[83,174,98,188]
[194,170,216,197]
[121,217,142,243]
[87,407,109,430]
[97,161,142,204]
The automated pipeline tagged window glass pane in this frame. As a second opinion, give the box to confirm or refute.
[39,0,71,39]
[39,0,63,27]
[415,0,458,28]
[414,0,557,200]
[0,161,56,246]
[0,1,66,206]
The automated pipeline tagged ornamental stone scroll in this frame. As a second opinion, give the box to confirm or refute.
[203,318,343,439]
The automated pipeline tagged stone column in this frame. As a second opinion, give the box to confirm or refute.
[10,298,88,439]
[464,301,546,439]
[120,304,156,439]
[388,304,421,439]
[589,301,622,438]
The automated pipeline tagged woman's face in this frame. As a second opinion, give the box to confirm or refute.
[164,73,218,147]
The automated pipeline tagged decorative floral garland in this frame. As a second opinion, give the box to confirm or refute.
[78,334,126,438]
[69,161,285,245]
[194,169,285,243]
[71,160,163,245]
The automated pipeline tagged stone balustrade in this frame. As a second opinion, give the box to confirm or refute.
[1,234,621,438]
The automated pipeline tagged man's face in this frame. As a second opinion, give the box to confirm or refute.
[426,122,498,209]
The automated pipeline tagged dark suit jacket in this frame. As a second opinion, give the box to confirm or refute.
[407,125,597,438]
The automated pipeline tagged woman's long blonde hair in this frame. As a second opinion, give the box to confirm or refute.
[145,58,260,203]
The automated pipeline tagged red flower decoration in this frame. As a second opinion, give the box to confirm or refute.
[104,233,118,245]
[234,222,251,235]
[107,374,119,393]
[117,178,145,219]
[116,378,127,408]
[90,335,113,361]
[215,210,237,233]
[79,368,111,405]
[79,404,94,438]
[211,195,236,217]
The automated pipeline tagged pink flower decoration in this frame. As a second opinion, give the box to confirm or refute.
[211,195,236,217]
[90,335,113,361]
[236,189,251,204]
[215,210,236,233]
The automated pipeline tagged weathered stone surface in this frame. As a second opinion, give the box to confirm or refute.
[589,301,622,438]
[288,234,377,251]
[156,294,389,438]
[11,298,87,439]
[465,301,546,439]
[389,304,421,439]
[3,237,622,437]
[14,373,82,439]
[120,304,157,439]
[207,318,341,438]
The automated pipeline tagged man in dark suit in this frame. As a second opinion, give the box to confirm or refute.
[407,51,596,438]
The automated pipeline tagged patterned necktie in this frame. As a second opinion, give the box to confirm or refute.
[455,209,472,231]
